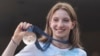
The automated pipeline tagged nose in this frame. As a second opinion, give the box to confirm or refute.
[57,21,64,28]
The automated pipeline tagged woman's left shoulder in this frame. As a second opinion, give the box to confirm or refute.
[73,48,87,56]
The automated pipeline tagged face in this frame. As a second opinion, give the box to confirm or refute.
[49,9,75,39]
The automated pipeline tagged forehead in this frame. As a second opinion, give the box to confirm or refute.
[52,9,70,18]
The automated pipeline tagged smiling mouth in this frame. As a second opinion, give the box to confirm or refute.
[55,29,65,32]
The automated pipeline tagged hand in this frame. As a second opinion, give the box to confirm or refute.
[12,22,32,45]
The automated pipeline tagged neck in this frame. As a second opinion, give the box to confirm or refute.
[52,36,70,49]
[53,35,69,41]
[52,40,70,49]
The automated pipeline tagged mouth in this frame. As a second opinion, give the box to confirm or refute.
[55,28,65,33]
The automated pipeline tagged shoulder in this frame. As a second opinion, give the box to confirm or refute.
[72,48,87,56]
[18,42,44,52]
[15,43,40,56]
[21,43,37,51]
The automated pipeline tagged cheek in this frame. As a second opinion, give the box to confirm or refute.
[64,23,73,29]
[69,22,75,30]
[49,22,57,30]
[50,23,55,29]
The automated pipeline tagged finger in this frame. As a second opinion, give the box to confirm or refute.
[23,22,27,30]
[16,22,24,31]
[25,23,32,29]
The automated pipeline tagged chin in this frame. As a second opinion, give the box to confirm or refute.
[55,34,66,38]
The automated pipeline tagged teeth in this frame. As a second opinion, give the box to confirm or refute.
[58,30,63,31]
[55,28,65,32]
[57,29,64,31]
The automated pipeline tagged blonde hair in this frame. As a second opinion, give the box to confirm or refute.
[39,2,83,49]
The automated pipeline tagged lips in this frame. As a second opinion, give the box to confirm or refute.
[55,28,65,33]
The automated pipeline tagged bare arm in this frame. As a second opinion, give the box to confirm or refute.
[2,38,18,56]
[2,22,32,56]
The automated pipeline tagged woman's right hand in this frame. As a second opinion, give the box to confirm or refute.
[12,22,32,45]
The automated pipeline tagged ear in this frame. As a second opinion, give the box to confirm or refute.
[71,21,76,30]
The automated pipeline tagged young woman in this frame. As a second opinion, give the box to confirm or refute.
[2,2,87,56]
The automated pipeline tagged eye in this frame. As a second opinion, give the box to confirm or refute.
[63,18,69,22]
[53,17,59,22]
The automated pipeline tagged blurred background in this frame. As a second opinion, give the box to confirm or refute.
[0,0,100,56]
